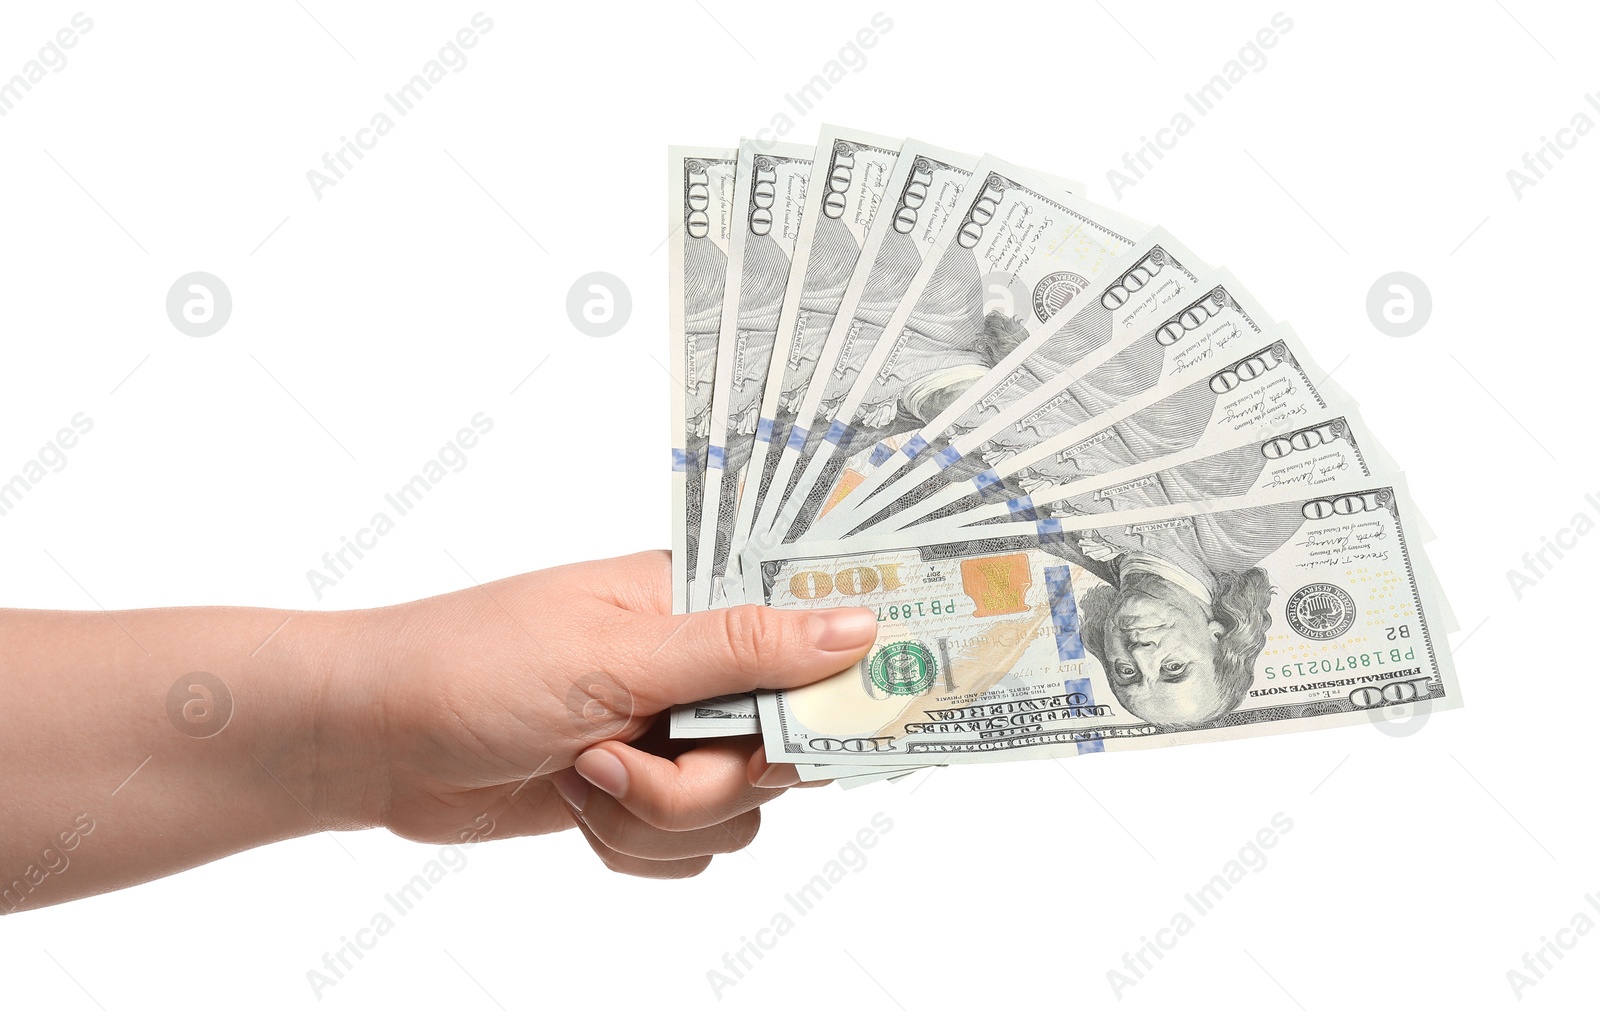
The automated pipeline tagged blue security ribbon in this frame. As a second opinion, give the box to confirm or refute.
[671,448,688,472]
[901,434,928,459]
[935,445,962,470]
[786,424,809,451]
[1044,565,1085,662]
[867,443,894,467]
[1061,676,1103,755]
[707,445,726,470]
[825,420,854,446]
[756,417,774,442]
[1048,569,1101,755]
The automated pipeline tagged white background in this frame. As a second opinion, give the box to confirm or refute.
[1,1,1594,1007]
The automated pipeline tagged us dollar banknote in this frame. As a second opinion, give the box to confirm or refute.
[750,480,1459,766]
[728,127,903,590]
[862,326,1343,534]
[833,268,1277,535]
[694,141,815,610]
[748,141,979,552]
[668,147,738,613]
[771,156,1145,545]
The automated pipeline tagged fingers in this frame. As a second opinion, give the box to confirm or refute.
[747,749,802,789]
[562,777,763,861]
[567,812,714,880]
[548,738,791,876]
[622,603,879,710]
[575,739,778,830]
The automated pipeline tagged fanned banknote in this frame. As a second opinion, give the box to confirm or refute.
[664,129,1458,782]
[694,140,815,611]
[668,147,738,613]
[749,481,1458,766]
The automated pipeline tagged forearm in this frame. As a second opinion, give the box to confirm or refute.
[0,605,386,912]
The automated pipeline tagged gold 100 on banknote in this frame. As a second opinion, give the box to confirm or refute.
[666,125,1459,787]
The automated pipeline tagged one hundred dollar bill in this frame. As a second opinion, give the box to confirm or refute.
[694,141,815,611]
[769,156,1144,545]
[749,481,1459,766]
[668,147,738,613]
[747,141,980,552]
[727,127,903,599]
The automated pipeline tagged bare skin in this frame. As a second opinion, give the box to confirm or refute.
[0,550,877,912]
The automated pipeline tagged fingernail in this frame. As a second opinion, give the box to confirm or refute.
[574,749,629,799]
[810,608,878,652]
[550,768,590,813]
[755,763,801,789]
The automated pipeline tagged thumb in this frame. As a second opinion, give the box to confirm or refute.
[625,605,878,711]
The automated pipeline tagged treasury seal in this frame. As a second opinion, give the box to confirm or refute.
[1032,271,1091,322]
[868,641,938,696]
[1286,583,1357,640]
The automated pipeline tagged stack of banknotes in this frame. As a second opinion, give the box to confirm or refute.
[667,126,1460,788]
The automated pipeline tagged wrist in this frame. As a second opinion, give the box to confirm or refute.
[276,606,396,833]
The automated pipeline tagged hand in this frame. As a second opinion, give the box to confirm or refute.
[350,551,877,878]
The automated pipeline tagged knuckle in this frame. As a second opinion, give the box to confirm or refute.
[720,604,785,678]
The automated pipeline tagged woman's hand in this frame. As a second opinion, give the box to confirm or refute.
[357,550,877,878]
[0,550,872,911]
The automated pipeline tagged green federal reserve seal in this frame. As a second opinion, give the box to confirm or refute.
[1286,582,1357,640]
[868,641,938,696]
